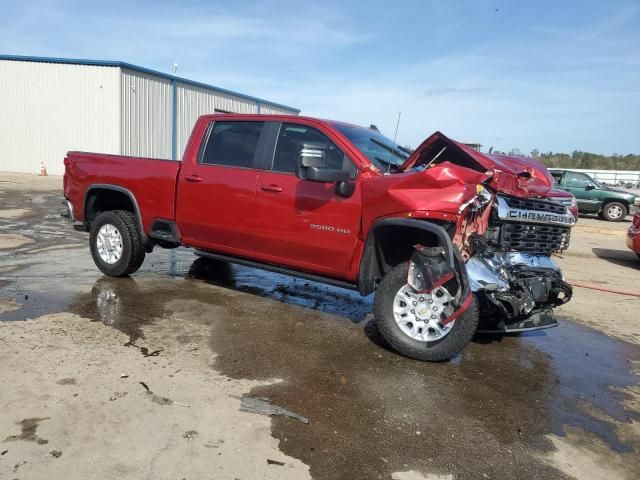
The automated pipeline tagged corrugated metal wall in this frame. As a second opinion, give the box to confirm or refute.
[257,103,297,115]
[175,83,257,159]
[120,68,172,159]
[0,59,298,174]
[0,60,120,175]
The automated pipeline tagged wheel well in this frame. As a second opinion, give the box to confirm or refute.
[602,198,629,208]
[85,188,136,225]
[358,221,453,296]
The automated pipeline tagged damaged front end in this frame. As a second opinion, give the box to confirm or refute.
[395,131,576,333]
[466,252,572,332]
[455,190,576,332]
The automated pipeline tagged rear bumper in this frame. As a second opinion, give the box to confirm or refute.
[61,199,85,231]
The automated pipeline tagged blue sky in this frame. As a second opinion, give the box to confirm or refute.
[1,0,639,154]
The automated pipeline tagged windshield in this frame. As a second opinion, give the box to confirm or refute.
[333,123,410,172]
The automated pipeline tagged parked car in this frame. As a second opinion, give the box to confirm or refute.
[549,169,640,221]
[63,114,575,361]
[627,210,640,258]
[548,189,579,221]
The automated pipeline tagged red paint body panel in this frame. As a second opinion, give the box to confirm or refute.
[63,152,180,234]
[63,114,569,283]
[402,131,555,197]
[627,211,640,255]
[253,170,362,278]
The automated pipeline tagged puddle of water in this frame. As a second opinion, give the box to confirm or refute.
[1,247,639,479]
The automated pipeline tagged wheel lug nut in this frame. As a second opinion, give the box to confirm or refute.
[410,309,415,314]
[412,301,417,306]
[428,299,433,304]
[419,297,424,302]
[431,315,437,319]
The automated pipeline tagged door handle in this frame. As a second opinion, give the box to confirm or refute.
[185,175,203,183]
[261,184,283,192]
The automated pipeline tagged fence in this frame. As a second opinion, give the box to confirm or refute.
[564,169,640,185]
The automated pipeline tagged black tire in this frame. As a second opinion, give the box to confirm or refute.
[601,201,628,222]
[373,263,479,362]
[89,210,146,277]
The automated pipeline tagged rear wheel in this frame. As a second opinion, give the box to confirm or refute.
[601,202,627,222]
[89,210,145,277]
[374,263,478,362]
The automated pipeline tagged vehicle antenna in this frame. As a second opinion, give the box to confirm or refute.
[393,112,402,144]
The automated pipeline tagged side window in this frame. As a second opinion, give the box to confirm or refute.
[272,123,356,178]
[200,121,264,168]
[565,172,593,188]
[550,172,562,185]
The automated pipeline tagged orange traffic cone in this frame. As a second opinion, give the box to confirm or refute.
[39,162,47,176]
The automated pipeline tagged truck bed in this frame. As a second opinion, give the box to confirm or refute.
[63,152,181,234]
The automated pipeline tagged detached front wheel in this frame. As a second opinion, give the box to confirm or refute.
[374,263,478,362]
[89,210,146,277]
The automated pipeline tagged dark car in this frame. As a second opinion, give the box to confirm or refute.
[549,169,640,221]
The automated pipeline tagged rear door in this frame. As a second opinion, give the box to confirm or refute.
[253,122,361,277]
[176,120,268,252]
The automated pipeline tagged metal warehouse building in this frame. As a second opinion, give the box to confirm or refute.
[0,55,299,175]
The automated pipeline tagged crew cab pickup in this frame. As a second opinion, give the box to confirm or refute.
[549,169,640,221]
[64,114,575,361]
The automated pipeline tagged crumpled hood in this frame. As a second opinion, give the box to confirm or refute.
[401,131,554,197]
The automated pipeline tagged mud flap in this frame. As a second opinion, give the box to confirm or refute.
[407,245,473,325]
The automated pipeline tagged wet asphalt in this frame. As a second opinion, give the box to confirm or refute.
[1,245,638,479]
[1,188,640,479]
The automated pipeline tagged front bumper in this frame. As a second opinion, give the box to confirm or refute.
[466,251,572,333]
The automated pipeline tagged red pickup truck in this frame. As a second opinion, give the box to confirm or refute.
[64,114,576,361]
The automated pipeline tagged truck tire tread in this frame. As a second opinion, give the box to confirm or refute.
[89,210,145,277]
[374,262,478,362]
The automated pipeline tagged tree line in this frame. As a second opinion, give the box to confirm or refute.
[491,148,640,171]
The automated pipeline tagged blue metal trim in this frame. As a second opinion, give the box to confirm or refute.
[0,54,300,113]
[171,79,177,160]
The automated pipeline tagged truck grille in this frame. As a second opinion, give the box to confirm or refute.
[502,196,567,215]
[500,223,571,254]
[492,195,573,254]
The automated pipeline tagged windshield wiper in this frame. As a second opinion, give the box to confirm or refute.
[370,138,407,160]
[374,156,401,174]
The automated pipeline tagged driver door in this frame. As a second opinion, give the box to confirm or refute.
[253,122,361,277]
[563,171,601,213]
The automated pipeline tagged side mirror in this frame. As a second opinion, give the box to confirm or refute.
[299,141,328,169]
[585,184,596,191]
[305,166,350,183]
[336,181,356,198]
[298,141,350,184]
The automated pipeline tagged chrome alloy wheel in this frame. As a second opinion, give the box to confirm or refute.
[96,224,123,264]
[392,284,455,342]
[607,204,624,219]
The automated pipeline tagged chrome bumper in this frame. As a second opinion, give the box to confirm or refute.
[61,199,76,222]
[61,199,85,230]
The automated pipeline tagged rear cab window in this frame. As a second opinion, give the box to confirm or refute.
[271,123,357,178]
[199,121,265,169]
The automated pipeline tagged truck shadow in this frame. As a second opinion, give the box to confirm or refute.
[592,247,640,269]
[186,256,374,324]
